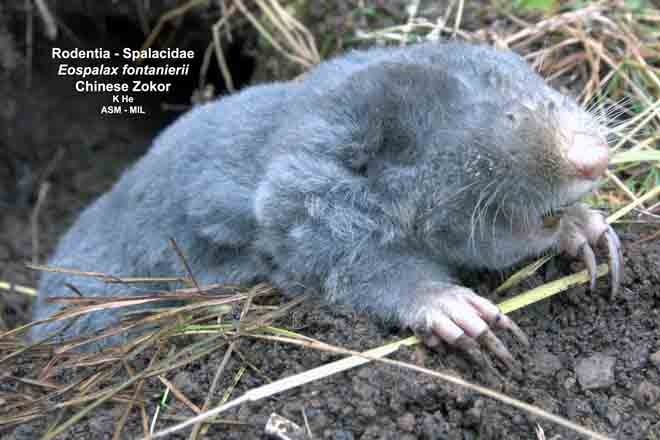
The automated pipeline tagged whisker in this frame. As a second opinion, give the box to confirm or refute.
[479,178,504,241]
[469,179,497,256]
[490,179,510,242]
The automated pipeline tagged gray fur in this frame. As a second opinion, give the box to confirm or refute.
[31,42,601,345]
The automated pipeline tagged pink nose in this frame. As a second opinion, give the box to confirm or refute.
[566,138,609,180]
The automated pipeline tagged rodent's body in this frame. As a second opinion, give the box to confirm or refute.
[31,42,620,357]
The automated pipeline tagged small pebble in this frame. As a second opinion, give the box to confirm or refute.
[463,406,482,428]
[606,407,622,426]
[650,351,660,370]
[396,413,416,433]
[575,354,616,390]
[562,375,576,391]
[633,381,660,407]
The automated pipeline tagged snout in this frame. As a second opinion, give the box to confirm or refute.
[565,133,609,180]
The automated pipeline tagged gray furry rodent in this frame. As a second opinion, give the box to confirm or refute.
[31,42,622,361]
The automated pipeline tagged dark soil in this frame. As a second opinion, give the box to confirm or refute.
[2,4,660,440]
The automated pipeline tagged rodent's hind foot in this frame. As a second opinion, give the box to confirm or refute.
[558,204,623,297]
[411,286,529,370]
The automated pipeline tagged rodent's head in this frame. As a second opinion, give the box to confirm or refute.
[407,44,610,232]
[321,43,609,242]
[457,86,608,214]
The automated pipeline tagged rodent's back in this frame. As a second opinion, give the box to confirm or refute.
[33,50,399,323]
[33,82,295,324]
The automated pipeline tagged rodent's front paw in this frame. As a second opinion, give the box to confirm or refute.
[407,285,529,369]
[557,204,623,297]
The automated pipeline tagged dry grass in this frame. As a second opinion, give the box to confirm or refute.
[0,270,300,438]
[2,0,659,438]
[1,263,611,439]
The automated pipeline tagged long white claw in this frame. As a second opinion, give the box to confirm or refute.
[494,313,530,347]
[465,293,530,347]
[602,225,623,298]
[477,329,515,369]
[579,242,598,291]
[558,206,624,297]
